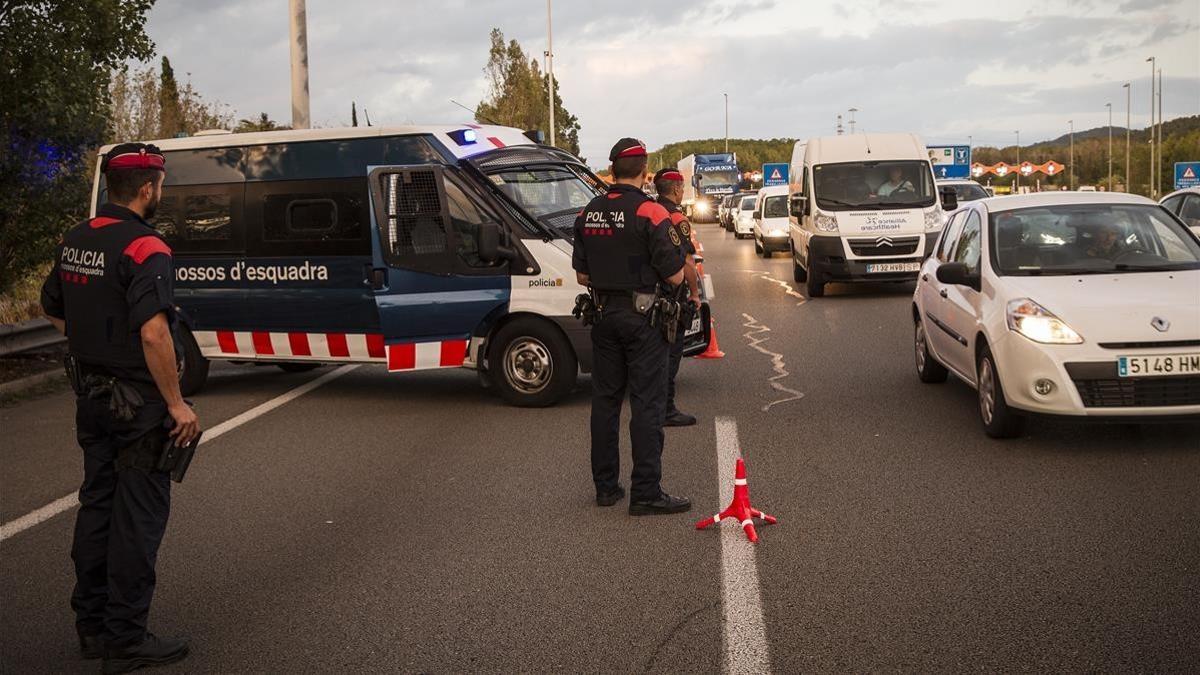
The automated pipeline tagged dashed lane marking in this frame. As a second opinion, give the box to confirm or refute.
[0,365,359,542]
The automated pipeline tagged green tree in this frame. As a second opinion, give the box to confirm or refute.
[476,28,582,157]
[234,113,290,133]
[158,55,183,138]
[0,0,156,296]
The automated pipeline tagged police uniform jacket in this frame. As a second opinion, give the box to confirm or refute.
[41,203,175,387]
[656,195,697,258]
[572,183,684,293]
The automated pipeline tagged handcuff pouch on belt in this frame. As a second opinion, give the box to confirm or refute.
[65,354,145,422]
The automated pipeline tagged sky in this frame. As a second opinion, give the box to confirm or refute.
[144,0,1199,167]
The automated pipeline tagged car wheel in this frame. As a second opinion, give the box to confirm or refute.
[277,362,321,373]
[977,345,1024,438]
[489,317,577,407]
[754,237,763,254]
[914,315,948,383]
[791,241,808,282]
[759,243,771,258]
[175,324,209,397]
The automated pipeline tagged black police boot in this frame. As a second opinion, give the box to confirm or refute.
[102,633,190,674]
[663,409,697,427]
[629,493,692,516]
[596,484,626,507]
[78,632,104,660]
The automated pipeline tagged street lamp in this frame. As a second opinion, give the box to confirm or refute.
[1106,102,1113,191]
[1068,120,1075,190]
[546,0,555,147]
[1123,82,1131,192]
[1146,56,1155,197]
[1014,130,1020,192]
[1156,67,1163,197]
[724,93,729,153]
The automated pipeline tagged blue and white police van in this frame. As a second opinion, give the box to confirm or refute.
[92,125,711,406]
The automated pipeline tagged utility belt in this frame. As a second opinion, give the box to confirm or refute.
[64,354,199,481]
[573,287,684,344]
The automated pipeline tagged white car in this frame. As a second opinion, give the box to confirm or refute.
[1161,186,1200,235]
[732,194,757,239]
[753,184,791,258]
[936,178,990,204]
[912,192,1200,438]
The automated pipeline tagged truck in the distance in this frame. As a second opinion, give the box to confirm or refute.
[678,152,741,222]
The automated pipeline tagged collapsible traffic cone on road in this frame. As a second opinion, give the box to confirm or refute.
[695,457,777,543]
[695,318,725,359]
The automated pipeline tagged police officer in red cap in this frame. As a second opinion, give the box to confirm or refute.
[42,142,197,672]
[573,138,692,515]
[653,168,701,427]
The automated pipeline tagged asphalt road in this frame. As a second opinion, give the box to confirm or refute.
[2,220,1198,673]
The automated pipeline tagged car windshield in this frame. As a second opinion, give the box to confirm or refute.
[946,182,989,202]
[740,197,756,210]
[763,195,789,218]
[990,204,1200,275]
[488,165,603,237]
[813,160,935,211]
[696,169,740,187]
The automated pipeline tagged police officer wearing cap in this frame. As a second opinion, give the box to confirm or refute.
[42,143,198,672]
[573,138,695,515]
[653,168,702,427]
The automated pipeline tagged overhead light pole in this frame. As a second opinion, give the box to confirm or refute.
[1014,130,1020,192]
[546,0,555,147]
[1156,66,1163,197]
[1106,102,1113,191]
[724,92,729,153]
[1146,56,1155,197]
[288,0,311,129]
[1068,120,1075,190]
[1123,82,1131,192]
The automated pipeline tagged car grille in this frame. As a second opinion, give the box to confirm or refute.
[1069,374,1200,408]
[847,236,920,257]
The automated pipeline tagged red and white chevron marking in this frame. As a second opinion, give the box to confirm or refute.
[192,331,468,372]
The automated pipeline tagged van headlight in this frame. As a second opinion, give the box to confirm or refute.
[1006,299,1083,344]
[814,213,838,232]
[695,202,710,214]
[924,208,945,231]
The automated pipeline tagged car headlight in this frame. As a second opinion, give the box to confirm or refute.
[924,208,945,231]
[814,212,838,232]
[1006,299,1083,344]
[695,202,710,214]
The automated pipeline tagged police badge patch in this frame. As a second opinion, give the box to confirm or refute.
[669,227,681,246]
[679,221,691,237]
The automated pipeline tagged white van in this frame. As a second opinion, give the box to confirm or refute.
[787,134,954,297]
[752,185,791,258]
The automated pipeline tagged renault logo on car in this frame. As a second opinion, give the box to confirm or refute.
[1151,316,1170,332]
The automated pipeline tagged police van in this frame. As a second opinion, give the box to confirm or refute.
[92,125,711,406]
[787,133,956,297]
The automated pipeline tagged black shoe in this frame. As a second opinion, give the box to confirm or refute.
[102,634,190,674]
[629,493,692,516]
[596,485,626,507]
[78,633,104,660]
[663,409,697,427]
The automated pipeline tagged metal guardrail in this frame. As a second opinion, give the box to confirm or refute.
[0,319,66,357]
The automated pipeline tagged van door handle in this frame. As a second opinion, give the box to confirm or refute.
[939,289,948,298]
[922,273,929,282]
[363,264,386,290]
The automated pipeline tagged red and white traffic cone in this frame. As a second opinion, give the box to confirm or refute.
[695,318,724,359]
[695,457,776,543]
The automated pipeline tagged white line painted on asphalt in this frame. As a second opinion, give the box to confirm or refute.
[742,270,807,306]
[715,417,772,674]
[741,314,804,413]
[0,364,359,543]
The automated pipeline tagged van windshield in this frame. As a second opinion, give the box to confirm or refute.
[813,160,934,211]
[696,170,740,187]
[487,165,604,236]
[740,197,756,210]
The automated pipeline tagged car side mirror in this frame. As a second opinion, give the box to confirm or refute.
[478,222,516,263]
[939,186,959,212]
[753,210,762,220]
[936,261,979,290]
[790,195,806,217]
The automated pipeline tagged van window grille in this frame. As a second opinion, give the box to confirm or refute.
[385,170,446,256]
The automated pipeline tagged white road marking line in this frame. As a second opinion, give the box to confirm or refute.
[0,364,358,543]
[742,270,807,306]
[741,314,804,413]
[716,417,772,674]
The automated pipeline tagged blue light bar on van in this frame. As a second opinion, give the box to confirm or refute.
[449,129,478,146]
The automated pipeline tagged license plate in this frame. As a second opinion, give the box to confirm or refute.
[866,262,920,273]
[1118,354,1200,377]
[685,314,703,337]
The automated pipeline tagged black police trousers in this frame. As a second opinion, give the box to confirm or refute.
[590,306,669,501]
[71,394,171,647]
[667,304,695,412]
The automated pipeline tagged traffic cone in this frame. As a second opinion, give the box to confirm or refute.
[695,317,724,359]
[695,457,776,543]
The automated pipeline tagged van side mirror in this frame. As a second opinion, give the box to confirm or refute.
[939,186,959,212]
[478,222,516,263]
[753,209,762,221]
[936,261,979,290]
[790,195,806,217]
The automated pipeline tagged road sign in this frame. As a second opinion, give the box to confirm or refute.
[928,145,971,179]
[762,163,789,187]
[1176,162,1200,190]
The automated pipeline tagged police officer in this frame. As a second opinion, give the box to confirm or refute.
[41,143,198,673]
[653,168,702,427]
[573,138,692,515]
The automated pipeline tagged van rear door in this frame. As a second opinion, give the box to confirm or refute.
[366,165,512,367]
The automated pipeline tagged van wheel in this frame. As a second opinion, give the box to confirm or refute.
[176,325,209,397]
[914,315,948,383]
[977,345,1024,439]
[277,363,321,373]
[805,269,825,297]
[489,317,577,407]
[791,242,808,282]
[754,237,763,255]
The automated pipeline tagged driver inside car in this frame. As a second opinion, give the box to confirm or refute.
[1085,222,1125,260]
[876,167,915,197]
